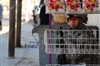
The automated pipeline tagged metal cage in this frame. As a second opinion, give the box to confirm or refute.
[44,29,99,54]
[46,64,100,66]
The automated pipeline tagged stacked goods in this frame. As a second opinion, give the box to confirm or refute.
[53,14,68,25]
[46,0,65,13]
[46,0,99,13]
[83,0,98,12]
[65,0,82,13]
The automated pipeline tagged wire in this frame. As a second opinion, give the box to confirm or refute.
[32,33,39,43]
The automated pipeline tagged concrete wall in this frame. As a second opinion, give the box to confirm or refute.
[88,14,100,28]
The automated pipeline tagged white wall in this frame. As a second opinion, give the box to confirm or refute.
[87,14,100,28]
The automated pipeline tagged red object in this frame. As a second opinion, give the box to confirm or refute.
[47,0,63,11]
[66,0,79,10]
[83,0,97,11]
[48,0,56,9]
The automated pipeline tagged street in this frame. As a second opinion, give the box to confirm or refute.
[0,10,39,66]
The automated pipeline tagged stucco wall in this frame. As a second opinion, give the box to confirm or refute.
[88,14,100,28]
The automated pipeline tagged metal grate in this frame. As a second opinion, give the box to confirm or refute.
[46,64,100,66]
[44,29,99,54]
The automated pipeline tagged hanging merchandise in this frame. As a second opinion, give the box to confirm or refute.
[83,0,98,12]
[46,0,65,13]
[65,0,82,13]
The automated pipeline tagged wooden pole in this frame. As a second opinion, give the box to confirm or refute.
[15,0,22,47]
[8,0,16,57]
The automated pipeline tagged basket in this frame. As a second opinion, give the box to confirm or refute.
[44,29,100,54]
[46,64,100,66]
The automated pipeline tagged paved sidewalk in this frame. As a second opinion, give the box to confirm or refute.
[0,22,39,66]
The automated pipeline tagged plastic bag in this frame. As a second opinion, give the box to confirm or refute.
[46,0,65,13]
[65,0,82,13]
[83,0,98,12]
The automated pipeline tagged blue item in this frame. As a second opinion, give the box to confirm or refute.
[34,5,39,15]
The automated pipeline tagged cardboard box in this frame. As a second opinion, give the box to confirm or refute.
[53,14,68,25]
